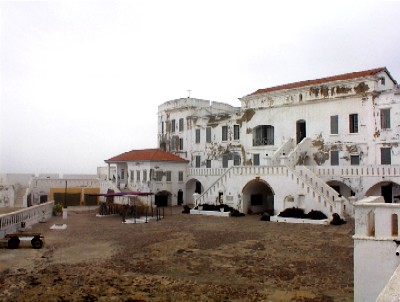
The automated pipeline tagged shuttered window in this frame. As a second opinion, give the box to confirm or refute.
[349,114,358,133]
[381,109,391,129]
[381,148,391,165]
[330,115,338,134]
[331,150,339,165]
[206,127,211,143]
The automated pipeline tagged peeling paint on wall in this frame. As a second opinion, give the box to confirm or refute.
[236,109,255,126]
[336,86,352,94]
[354,82,370,95]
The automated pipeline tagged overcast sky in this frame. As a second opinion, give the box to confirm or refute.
[1,0,400,175]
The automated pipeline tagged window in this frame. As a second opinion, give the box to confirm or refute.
[136,170,140,182]
[143,170,147,182]
[166,171,171,182]
[171,119,176,133]
[130,170,134,182]
[234,154,241,166]
[349,114,358,133]
[179,138,183,150]
[330,115,339,134]
[195,156,201,168]
[195,129,200,143]
[178,171,183,182]
[155,171,163,182]
[206,127,211,143]
[179,118,184,132]
[222,126,228,141]
[206,160,211,168]
[222,155,228,168]
[381,77,386,85]
[234,125,240,140]
[381,148,391,165]
[161,122,164,134]
[331,150,339,165]
[299,94,303,102]
[381,108,391,129]
[253,154,260,166]
[350,155,360,165]
[121,169,125,180]
[253,125,274,146]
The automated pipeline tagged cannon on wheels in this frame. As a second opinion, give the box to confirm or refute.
[4,233,44,249]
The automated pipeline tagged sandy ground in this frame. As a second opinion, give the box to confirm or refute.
[0,207,354,302]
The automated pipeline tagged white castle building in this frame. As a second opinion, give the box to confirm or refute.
[143,67,398,218]
[102,67,400,219]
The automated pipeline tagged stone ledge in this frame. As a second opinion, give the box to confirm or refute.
[270,216,329,225]
[190,210,230,217]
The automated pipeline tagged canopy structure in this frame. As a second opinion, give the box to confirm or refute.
[89,191,154,197]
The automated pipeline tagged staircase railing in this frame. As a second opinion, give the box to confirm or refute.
[194,167,234,206]
[287,137,312,167]
[271,138,294,165]
[293,165,345,216]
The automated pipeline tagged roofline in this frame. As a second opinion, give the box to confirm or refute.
[105,159,189,163]
[245,67,395,97]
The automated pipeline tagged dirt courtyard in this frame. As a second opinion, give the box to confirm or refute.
[0,207,354,301]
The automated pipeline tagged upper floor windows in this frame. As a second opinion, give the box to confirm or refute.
[253,154,260,166]
[179,118,184,132]
[206,127,212,143]
[195,155,201,168]
[171,119,176,133]
[195,129,201,144]
[351,155,360,165]
[381,147,391,165]
[331,150,339,166]
[179,138,184,150]
[233,154,241,166]
[222,155,228,168]
[330,115,339,134]
[253,125,274,146]
[349,114,359,134]
[381,108,391,129]
[166,171,172,182]
[234,125,240,140]
[222,126,228,141]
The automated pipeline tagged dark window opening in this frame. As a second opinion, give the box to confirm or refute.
[253,125,274,146]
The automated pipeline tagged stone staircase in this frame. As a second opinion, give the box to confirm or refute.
[194,138,346,218]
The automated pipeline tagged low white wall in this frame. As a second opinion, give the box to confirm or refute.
[0,201,54,239]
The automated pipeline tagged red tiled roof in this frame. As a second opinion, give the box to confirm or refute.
[248,67,388,96]
[105,149,188,162]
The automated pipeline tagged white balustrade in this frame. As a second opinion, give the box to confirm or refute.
[0,201,54,239]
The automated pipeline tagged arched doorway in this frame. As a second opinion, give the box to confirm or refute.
[185,178,204,205]
[327,180,355,199]
[242,178,274,215]
[296,119,306,144]
[365,181,400,203]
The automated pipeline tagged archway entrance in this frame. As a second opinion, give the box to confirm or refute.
[185,178,204,205]
[242,178,274,215]
[327,180,355,199]
[296,119,306,144]
[365,181,400,203]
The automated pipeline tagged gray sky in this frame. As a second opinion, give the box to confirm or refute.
[1,0,400,175]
